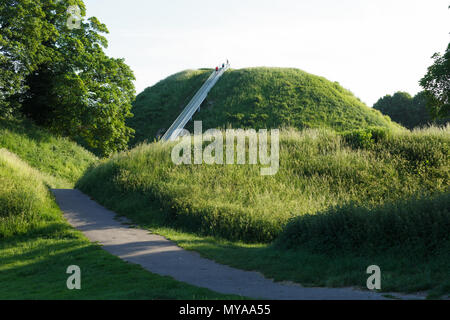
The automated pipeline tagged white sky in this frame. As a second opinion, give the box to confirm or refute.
[84,0,450,106]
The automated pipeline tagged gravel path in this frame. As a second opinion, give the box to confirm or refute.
[52,189,424,300]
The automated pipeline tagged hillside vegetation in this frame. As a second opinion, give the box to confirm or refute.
[0,147,238,299]
[277,193,450,254]
[77,126,449,243]
[0,117,97,187]
[0,117,240,299]
[129,69,212,144]
[129,67,402,145]
[76,126,450,296]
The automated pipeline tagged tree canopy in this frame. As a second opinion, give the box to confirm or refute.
[373,91,449,129]
[420,6,450,120]
[420,42,450,119]
[0,0,135,156]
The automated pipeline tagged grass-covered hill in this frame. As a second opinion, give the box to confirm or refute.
[77,126,450,296]
[129,67,401,145]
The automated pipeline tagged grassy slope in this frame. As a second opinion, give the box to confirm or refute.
[0,149,240,299]
[77,127,449,242]
[77,126,450,297]
[129,69,212,145]
[0,118,240,299]
[0,117,96,188]
[128,67,401,145]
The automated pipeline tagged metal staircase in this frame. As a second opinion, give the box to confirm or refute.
[161,64,229,142]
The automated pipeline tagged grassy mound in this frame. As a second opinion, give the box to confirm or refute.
[0,149,57,238]
[129,67,402,145]
[0,117,97,187]
[0,148,239,299]
[276,193,450,254]
[77,126,449,244]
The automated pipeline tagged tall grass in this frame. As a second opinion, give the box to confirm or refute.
[128,69,212,145]
[77,126,449,243]
[276,193,450,254]
[0,117,97,187]
[0,149,239,299]
[0,149,55,237]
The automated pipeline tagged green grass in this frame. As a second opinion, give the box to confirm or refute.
[129,69,212,144]
[136,225,450,299]
[276,193,450,255]
[0,117,97,188]
[129,67,403,145]
[77,126,449,243]
[76,126,450,297]
[0,148,241,299]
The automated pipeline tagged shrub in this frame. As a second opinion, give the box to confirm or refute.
[275,193,450,255]
[342,127,390,149]
[0,117,97,187]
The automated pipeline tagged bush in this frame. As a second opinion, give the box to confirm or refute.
[342,127,390,149]
[275,193,450,255]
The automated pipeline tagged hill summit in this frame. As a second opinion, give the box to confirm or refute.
[129,67,400,144]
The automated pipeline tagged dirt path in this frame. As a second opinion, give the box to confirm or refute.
[52,189,424,300]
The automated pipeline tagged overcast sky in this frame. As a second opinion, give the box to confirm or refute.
[84,0,450,106]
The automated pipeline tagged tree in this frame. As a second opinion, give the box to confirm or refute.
[420,8,450,119]
[1,0,135,156]
[0,0,57,116]
[373,92,412,121]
